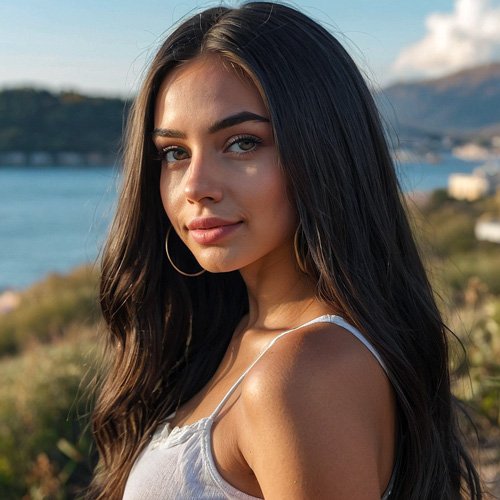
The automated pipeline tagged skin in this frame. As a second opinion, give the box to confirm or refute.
[153,54,396,499]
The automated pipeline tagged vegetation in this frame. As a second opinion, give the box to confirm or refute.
[0,190,499,497]
[409,190,500,494]
[0,88,128,155]
[0,336,97,499]
[0,266,100,356]
[0,266,101,499]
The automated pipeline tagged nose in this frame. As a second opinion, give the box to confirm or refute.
[183,150,223,204]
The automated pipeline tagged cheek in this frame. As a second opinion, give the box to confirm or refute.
[254,169,296,231]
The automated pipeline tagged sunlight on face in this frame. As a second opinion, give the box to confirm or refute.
[154,54,297,275]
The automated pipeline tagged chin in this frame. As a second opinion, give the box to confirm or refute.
[201,261,243,274]
[194,248,251,274]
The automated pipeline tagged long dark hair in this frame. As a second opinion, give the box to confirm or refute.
[90,3,482,498]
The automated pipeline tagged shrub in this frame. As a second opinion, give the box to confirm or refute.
[446,288,500,427]
[440,252,500,296]
[0,266,101,356]
[0,334,98,499]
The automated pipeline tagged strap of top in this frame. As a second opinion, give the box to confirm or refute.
[209,314,388,420]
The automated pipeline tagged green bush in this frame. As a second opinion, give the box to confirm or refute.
[416,204,476,257]
[0,266,101,356]
[440,252,500,296]
[449,294,500,426]
[0,334,97,499]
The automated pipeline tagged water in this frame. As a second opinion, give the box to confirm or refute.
[397,154,480,192]
[0,157,479,290]
[1,166,118,290]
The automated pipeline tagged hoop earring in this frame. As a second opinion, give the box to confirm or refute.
[293,224,309,275]
[165,226,206,277]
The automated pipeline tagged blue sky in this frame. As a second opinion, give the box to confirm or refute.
[1,0,499,96]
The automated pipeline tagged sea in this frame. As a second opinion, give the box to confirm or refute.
[0,155,480,291]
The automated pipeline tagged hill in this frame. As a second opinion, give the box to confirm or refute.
[0,88,129,165]
[1,63,500,165]
[379,62,500,137]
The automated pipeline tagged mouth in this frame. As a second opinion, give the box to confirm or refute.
[187,219,243,244]
[187,217,242,230]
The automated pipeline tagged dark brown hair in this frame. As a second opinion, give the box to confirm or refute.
[90,3,481,498]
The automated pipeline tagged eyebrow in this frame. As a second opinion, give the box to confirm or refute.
[152,111,270,138]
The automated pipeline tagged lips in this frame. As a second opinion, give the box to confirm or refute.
[187,217,241,230]
[187,217,242,244]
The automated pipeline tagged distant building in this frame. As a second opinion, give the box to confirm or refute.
[448,162,500,201]
[475,219,500,244]
[448,174,489,200]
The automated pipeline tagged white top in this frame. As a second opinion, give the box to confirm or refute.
[123,314,396,499]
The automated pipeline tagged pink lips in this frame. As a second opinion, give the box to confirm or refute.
[187,217,242,244]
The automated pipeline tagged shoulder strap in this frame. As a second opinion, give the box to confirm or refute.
[209,315,332,419]
[211,314,388,419]
[323,315,389,375]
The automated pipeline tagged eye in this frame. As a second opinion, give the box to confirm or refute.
[157,146,190,163]
[225,135,262,154]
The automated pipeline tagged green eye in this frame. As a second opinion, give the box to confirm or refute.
[236,139,256,151]
[226,135,262,154]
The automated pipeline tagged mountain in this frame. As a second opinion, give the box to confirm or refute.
[1,63,499,166]
[378,62,500,137]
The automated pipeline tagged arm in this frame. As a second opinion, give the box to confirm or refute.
[237,323,396,499]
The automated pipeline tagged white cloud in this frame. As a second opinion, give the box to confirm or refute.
[392,0,500,80]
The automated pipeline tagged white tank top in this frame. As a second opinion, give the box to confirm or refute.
[123,314,396,499]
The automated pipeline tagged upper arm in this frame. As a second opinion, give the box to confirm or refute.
[237,324,396,499]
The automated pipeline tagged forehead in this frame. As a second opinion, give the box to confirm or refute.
[154,54,268,126]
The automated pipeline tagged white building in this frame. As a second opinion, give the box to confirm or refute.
[448,174,489,200]
[475,219,500,244]
[448,162,500,201]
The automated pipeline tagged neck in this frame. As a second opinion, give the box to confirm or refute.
[238,241,327,331]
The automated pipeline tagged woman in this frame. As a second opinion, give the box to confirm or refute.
[90,3,482,498]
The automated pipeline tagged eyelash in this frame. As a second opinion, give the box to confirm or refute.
[225,134,263,154]
[154,145,188,163]
[154,135,263,163]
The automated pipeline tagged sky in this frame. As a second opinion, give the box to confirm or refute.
[1,0,500,97]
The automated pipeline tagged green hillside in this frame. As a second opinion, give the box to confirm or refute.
[0,88,129,164]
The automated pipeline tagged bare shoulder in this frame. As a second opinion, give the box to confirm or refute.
[237,320,396,499]
[241,320,392,413]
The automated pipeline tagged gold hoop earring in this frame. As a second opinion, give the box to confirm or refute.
[293,225,309,274]
[165,226,206,277]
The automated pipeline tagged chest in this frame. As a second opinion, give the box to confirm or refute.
[169,329,274,428]
[161,335,273,497]
[123,415,261,499]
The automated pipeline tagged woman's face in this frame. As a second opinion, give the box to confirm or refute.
[154,54,296,274]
